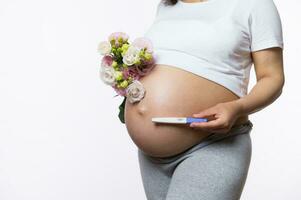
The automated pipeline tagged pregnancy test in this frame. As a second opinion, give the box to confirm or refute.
[152,117,208,124]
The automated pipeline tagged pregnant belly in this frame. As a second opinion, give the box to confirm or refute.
[124,64,248,158]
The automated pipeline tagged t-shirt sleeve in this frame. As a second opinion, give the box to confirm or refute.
[248,0,284,52]
[155,0,164,17]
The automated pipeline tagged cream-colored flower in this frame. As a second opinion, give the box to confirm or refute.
[97,41,111,55]
[126,80,146,103]
[99,66,116,86]
[122,45,140,66]
[132,37,153,53]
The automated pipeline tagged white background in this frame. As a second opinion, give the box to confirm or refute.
[0,0,300,199]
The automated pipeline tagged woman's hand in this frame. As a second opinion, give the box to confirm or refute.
[189,100,243,134]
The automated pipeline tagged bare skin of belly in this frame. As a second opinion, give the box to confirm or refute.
[124,64,249,158]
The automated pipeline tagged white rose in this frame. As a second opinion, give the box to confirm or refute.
[97,41,111,55]
[99,66,116,86]
[126,80,146,103]
[122,46,140,66]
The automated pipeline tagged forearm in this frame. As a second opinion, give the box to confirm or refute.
[234,75,285,116]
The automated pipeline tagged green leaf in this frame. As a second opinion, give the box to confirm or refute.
[118,96,127,124]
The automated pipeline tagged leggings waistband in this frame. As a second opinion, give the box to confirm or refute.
[202,119,253,142]
[146,120,253,163]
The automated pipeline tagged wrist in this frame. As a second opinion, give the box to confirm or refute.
[232,98,245,117]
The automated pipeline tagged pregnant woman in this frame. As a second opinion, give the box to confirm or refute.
[124,0,285,199]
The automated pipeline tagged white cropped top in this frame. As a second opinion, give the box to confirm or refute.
[143,0,284,97]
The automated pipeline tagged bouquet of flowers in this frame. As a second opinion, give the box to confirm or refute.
[98,32,156,123]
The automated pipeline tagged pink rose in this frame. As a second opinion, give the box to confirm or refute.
[101,55,114,68]
[122,68,131,80]
[126,66,141,80]
[126,80,146,103]
[135,62,156,77]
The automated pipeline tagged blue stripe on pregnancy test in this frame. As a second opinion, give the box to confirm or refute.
[186,117,208,123]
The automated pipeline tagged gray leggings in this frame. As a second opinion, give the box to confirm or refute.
[138,120,253,200]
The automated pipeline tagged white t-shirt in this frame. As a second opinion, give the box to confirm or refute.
[144,0,284,97]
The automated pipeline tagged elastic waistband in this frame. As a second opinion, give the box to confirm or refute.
[207,119,253,140]
[224,119,253,134]
[146,120,253,163]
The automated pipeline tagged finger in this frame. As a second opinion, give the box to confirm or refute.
[192,107,216,118]
[190,119,223,130]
